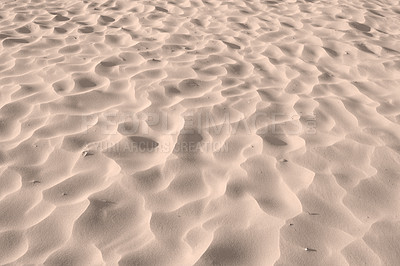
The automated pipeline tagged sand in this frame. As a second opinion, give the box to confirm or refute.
[1,0,400,265]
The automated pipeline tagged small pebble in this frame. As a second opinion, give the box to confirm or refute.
[304,248,317,252]
[82,151,94,157]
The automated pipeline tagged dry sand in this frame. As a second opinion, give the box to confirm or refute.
[1,0,400,265]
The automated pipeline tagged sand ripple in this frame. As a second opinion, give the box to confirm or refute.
[1,0,400,265]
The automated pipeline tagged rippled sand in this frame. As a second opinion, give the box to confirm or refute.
[1,0,400,265]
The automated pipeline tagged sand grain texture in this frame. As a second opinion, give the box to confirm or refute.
[1,0,400,265]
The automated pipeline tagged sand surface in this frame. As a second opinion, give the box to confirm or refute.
[1,0,400,265]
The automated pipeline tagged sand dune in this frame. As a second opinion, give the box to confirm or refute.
[1,0,400,265]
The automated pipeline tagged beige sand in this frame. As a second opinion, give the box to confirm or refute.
[1,0,400,265]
